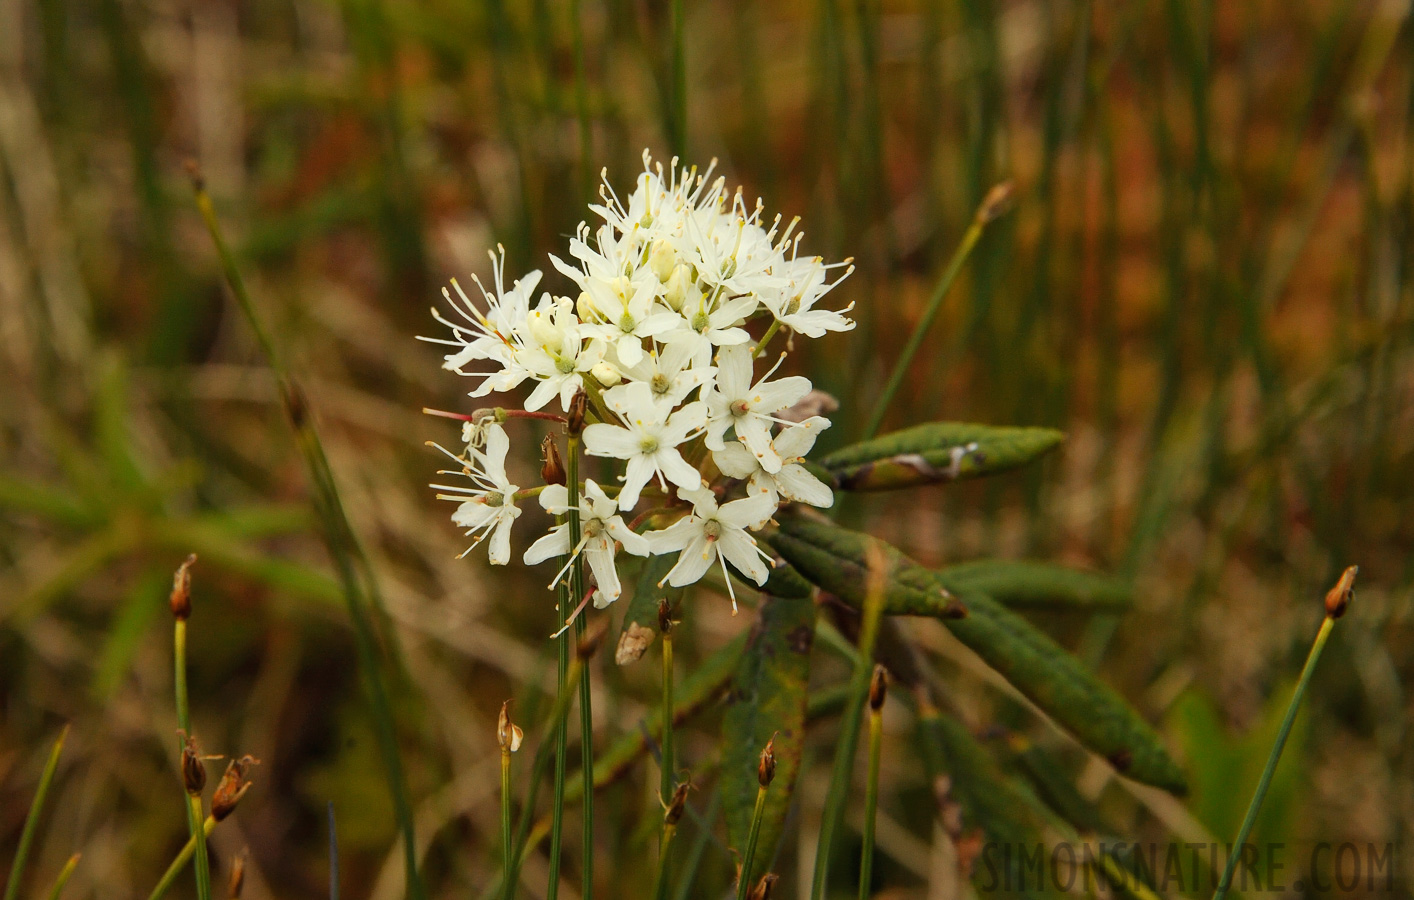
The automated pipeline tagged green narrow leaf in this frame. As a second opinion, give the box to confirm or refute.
[916,708,1060,900]
[937,560,1132,612]
[721,593,816,884]
[770,517,1186,793]
[820,422,1064,491]
[3,726,68,900]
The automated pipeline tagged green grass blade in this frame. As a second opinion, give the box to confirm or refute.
[2,726,68,900]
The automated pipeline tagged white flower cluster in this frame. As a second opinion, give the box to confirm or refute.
[425,151,853,609]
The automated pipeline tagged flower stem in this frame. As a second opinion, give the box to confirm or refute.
[548,579,570,900]
[567,434,594,900]
[145,815,217,900]
[660,626,675,804]
[1211,567,1356,900]
[861,182,1013,440]
[42,854,80,900]
[858,695,884,900]
[501,748,514,900]
[668,0,687,157]
[810,544,889,900]
[2,726,67,900]
[753,319,783,359]
[736,787,769,900]
[174,619,212,900]
[651,822,678,900]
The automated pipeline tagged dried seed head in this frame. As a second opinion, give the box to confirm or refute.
[180,733,208,795]
[615,622,656,665]
[498,701,524,753]
[576,617,609,660]
[748,873,779,900]
[228,849,247,899]
[212,755,260,821]
[540,434,566,486]
[170,554,197,620]
[757,734,777,788]
[658,599,674,636]
[868,664,889,711]
[567,390,588,436]
[975,181,1016,225]
[1324,565,1358,619]
[664,781,690,825]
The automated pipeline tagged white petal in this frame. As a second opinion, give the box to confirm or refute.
[585,542,622,603]
[487,514,516,565]
[666,534,715,587]
[583,423,641,460]
[656,449,704,492]
[774,416,830,458]
[717,493,777,530]
[648,516,700,553]
[775,464,834,508]
[717,529,770,585]
[712,442,760,479]
[617,456,655,510]
[539,484,571,513]
[524,525,571,565]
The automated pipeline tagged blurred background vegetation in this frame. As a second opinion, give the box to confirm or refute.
[1,0,1412,897]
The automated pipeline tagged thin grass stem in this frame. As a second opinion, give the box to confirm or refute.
[809,545,889,900]
[145,815,217,900]
[651,821,678,900]
[189,173,427,900]
[861,183,1013,440]
[858,676,885,900]
[548,575,570,900]
[567,433,594,900]
[670,790,719,900]
[501,747,514,900]
[569,0,593,202]
[1211,567,1357,900]
[2,726,68,900]
[42,854,80,900]
[669,0,687,157]
[736,787,768,900]
[173,612,211,900]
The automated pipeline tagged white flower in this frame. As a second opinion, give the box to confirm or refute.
[661,291,757,367]
[430,423,521,564]
[583,382,708,510]
[421,248,542,396]
[577,273,681,368]
[713,416,834,508]
[523,479,649,607]
[760,255,855,338]
[614,341,715,412]
[648,487,777,608]
[703,346,812,473]
[516,296,605,412]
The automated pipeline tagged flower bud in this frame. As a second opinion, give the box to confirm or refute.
[975,181,1016,225]
[1324,565,1359,619]
[567,391,588,437]
[498,701,524,753]
[664,781,690,826]
[590,362,622,387]
[540,434,566,486]
[649,240,677,282]
[180,733,207,796]
[748,873,778,900]
[663,265,692,311]
[526,309,563,353]
[212,755,260,821]
[576,291,601,322]
[170,554,196,620]
[868,664,889,711]
[757,735,776,788]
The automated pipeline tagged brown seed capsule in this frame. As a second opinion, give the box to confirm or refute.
[540,434,566,486]
[497,701,524,753]
[748,873,778,900]
[212,755,260,821]
[868,664,889,711]
[1324,565,1359,619]
[180,733,207,795]
[658,599,674,636]
[664,781,691,826]
[567,390,588,437]
[170,554,196,620]
[757,735,777,788]
[975,181,1016,225]
[228,850,247,899]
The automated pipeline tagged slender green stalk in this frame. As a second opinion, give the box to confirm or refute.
[861,183,1013,440]
[501,748,514,900]
[548,577,570,900]
[660,623,675,803]
[736,787,769,900]
[173,615,211,900]
[810,546,889,900]
[3,726,68,900]
[753,320,782,360]
[567,433,594,900]
[190,175,426,900]
[651,821,679,900]
[42,854,80,900]
[328,802,340,900]
[858,696,884,899]
[1211,571,1353,900]
[145,815,217,900]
